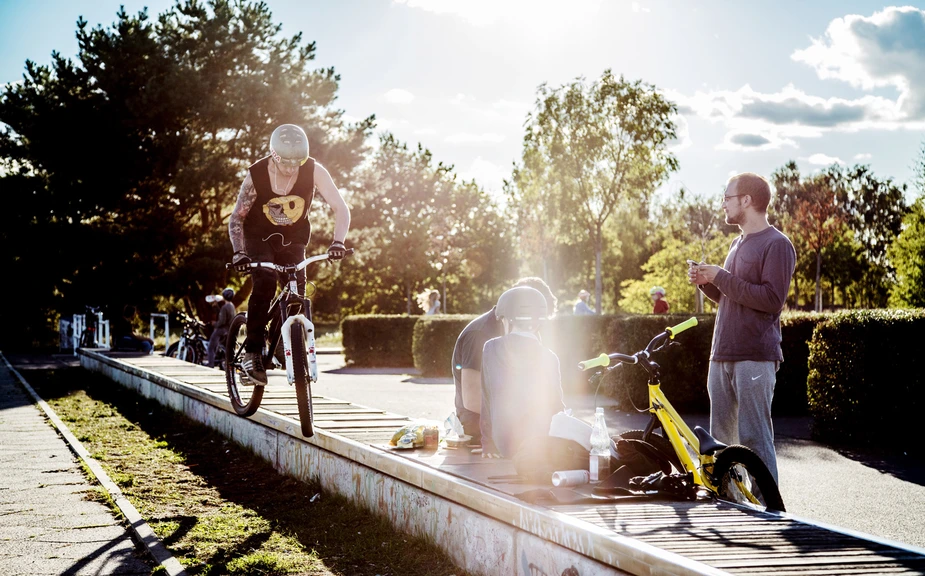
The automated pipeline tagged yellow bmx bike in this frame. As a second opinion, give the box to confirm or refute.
[579,317,785,512]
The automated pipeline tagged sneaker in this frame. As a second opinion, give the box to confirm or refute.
[241,352,267,386]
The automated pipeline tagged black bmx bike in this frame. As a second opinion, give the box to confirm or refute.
[224,249,353,437]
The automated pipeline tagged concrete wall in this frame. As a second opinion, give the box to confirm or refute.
[80,352,719,576]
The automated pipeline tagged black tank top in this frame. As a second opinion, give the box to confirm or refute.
[244,156,315,243]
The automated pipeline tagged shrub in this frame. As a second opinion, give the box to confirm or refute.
[341,315,419,367]
[776,312,828,415]
[412,315,476,377]
[600,315,714,412]
[807,309,925,453]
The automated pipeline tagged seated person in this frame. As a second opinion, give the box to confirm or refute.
[112,305,154,353]
[480,286,565,459]
[451,277,557,443]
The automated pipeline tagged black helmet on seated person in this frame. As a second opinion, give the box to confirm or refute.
[495,286,548,326]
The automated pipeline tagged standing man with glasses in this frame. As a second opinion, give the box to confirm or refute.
[229,124,350,385]
[688,173,795,483]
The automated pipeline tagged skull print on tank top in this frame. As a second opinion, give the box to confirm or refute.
[244,156,316,244]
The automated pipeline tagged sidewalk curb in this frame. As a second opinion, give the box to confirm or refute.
[0,352,188,576]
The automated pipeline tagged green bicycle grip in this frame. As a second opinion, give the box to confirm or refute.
[666,317,698,339]
[578,353,610,371]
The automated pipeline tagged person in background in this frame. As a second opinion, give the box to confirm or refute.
[650,286,670,314]
[417,289,441,315]
[112,305,154,354]
[688,172,796,484]
[573,290,595,315]
[206,288,236,368]
[451,277,557,443]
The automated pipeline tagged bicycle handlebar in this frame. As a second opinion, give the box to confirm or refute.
[578,316,698,371]
[226,248,355,273]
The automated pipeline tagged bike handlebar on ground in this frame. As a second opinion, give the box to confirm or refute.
[226,249,355,273]
[577,317,698,371]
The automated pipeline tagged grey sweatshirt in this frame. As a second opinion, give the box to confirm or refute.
[699,226,796,362]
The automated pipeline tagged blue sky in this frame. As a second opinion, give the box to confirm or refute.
[3,1,924,203]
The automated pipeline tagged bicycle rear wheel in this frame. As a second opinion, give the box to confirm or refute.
[712,445,785,512]
[225,313,264,416]
[291,326,314,438]
[618,430,683,472]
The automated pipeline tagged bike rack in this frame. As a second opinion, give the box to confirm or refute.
[149,313,170,353]
[71,314,85,356]
[95,311,110,348]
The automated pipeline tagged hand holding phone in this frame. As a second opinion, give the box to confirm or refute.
[687,259,700,268]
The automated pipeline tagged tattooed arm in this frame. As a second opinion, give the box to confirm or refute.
[314,162,351,243]
[229,173,256,254]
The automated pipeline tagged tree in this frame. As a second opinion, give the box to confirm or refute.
[887,199,925,308]
[341,134,514,315]
[0,1,372,348]
[518,70,679,313]
[772,162,845,311]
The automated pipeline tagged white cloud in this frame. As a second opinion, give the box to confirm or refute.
[716,131,797,152]
[393,0,603,29]
[459,157,508,192]
[631,2,650,13]
[445,132,506,144]
[414,127,438,136]
[804,153,845,166]
[382,88,416,104]
[854,152,872,160]
[667,114,692,152]
[449,93,530,124]
[791,6,925,118]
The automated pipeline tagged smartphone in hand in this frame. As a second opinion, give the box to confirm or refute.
[687,259,700,267]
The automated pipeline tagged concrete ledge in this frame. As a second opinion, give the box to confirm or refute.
[80,350,723,576]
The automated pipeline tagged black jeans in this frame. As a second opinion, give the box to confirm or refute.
[244,235,306,353]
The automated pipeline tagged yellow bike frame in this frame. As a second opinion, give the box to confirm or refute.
[647,383,716,491]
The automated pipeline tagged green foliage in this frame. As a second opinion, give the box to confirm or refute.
[618,235,734,313]
[337,135,515,317]
[341,315,419,367]
[807,309,925,453]
[0,1,372,349]
[512,70,679,311]
[412,316,474,377]
[887,198,925,308]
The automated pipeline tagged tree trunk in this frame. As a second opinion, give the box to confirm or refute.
[406,284,412,315]
[695,288,704,314]
[594,229,603,314]
[814,250,822,312]
[442,276,447,314]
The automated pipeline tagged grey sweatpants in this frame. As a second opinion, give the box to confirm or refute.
[707,360,779,483]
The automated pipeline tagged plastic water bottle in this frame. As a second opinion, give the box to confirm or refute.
[589,407,611,483]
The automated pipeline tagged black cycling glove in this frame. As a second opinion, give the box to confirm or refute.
[327,241,347,261]
[232,252,252,273]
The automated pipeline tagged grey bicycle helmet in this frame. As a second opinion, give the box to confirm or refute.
[269,124,309,167]
[222,288,235,301]
[495,286,548,328]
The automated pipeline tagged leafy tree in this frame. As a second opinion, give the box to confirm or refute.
[771,162,845,311]
[887,199,925,308]
[518,70,679,313]
[0,1,371,348]
[341,134,514,315]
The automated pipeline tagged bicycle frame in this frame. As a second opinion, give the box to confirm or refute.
[646,380,713,489]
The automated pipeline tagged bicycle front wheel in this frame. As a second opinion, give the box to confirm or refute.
[712,445,785,512]
[291,326,314,438]
[225,313,264,416]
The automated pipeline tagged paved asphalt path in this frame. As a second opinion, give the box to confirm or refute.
[0,362,152,575]
[311,354,925,551]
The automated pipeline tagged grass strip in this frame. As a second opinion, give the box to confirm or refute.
[27,368,470,576]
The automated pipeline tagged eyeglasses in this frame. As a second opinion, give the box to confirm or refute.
[722,194,748,203]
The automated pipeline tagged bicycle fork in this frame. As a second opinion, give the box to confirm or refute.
[280,315,318,384]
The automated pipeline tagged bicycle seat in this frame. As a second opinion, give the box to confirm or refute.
[694,426,727,455]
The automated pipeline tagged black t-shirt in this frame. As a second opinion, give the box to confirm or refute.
[451,307,502,437]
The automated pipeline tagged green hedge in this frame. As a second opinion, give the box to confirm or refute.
[807,309,925,453]
[412,315,475,377]
[341,315,419,367]
[347,311,830,415]
[600,315,715,412]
